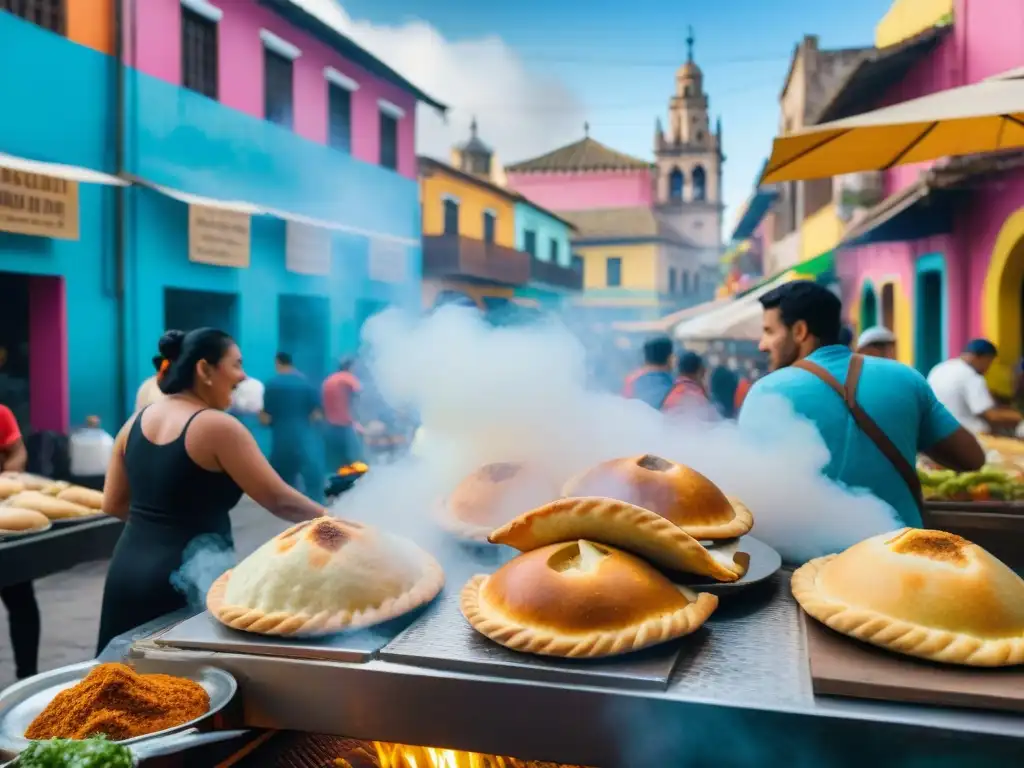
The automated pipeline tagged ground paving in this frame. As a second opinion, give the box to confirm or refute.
[0,499,290,692]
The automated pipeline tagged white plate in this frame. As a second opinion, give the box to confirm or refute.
[0,520,53,541]
[0,661,237,753]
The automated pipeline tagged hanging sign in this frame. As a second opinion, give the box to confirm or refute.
[188,205,251,267]
[368,238,408,283]
[286,222,332,276]
[0,168,79,240]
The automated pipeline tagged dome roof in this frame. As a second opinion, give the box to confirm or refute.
[677,60,702,79]
[456,117,491,155]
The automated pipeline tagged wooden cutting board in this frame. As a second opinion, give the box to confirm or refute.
[801,611,1024,713]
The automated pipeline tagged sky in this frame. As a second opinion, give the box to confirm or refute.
[320,0,894,233]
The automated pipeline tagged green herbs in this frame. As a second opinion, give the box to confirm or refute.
[17,735,133,768]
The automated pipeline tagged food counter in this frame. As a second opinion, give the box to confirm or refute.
[118,546,1024,767]
[0,517,123,589]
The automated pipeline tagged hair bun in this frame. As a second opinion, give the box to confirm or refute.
[158,330,186,363]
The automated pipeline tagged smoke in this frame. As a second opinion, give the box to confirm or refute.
[170,532,235,609]
[330,306,900,565]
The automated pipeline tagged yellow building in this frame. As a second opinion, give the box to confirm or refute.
[876,0,954,48]
[418,156,525,310]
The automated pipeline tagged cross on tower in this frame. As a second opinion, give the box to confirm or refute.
[686,26,695,62]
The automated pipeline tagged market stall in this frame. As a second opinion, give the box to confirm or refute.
[2,456,1023,767]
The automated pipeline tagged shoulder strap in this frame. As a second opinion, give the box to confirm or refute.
[180,408,209,437]
[794,355,924,513]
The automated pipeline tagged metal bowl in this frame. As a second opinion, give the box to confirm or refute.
[0,661,237,754]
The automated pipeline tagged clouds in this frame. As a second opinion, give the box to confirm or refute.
[293,0,587,164]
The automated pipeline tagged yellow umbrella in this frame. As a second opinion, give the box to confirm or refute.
[761,70,1024,184]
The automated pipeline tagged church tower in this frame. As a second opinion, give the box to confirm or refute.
[654,28,724,255]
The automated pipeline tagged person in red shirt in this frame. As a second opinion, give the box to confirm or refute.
[0,403,38,681]
[662,352,714,416]
[321,357,364,469]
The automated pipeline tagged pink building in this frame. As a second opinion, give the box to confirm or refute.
[829,0,1024,392]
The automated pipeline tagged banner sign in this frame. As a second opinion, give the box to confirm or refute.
[0,168,79,240]
[286,222,332,276]
[188,205,251,267]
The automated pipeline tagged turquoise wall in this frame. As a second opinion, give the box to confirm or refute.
[0,12,421,430]
[513,202,572,267]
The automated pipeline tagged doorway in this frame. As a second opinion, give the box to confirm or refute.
[880,283,895,331]
[860,282,878,330]
[0,272,31,430]
[915,255,946,376]
[278,294,329,384]
[164,288,240,338]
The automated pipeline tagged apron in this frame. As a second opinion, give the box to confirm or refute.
[793,353,925,517]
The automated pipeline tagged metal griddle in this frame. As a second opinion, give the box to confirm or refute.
[378,588,688,691]
[155,609,418,663]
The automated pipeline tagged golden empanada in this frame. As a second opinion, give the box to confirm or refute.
[461,539,717,658]
[562,454,753,540]
[489,497,749,582]
[208,517,444,636]
[792,528,1024,667]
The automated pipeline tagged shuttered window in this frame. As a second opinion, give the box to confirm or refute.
[1,0,65,35]
[264,48,294,128]
[181,8,218,99]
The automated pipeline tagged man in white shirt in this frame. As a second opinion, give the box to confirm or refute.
[927,339,1022,434]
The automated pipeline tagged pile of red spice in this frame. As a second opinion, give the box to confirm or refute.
[25,662,210,741]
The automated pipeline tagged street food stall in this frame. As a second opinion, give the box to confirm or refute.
[2,456,1023,767]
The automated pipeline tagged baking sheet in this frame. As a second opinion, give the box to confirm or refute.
[155,610,414,663]
[801,611,1024,713]
[378,587,689,692]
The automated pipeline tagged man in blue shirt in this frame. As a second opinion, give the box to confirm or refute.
[261,352,325,503]
[738,281,984,528]
[623,336,675,409]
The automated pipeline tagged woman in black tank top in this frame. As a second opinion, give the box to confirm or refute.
[96,329,326,652]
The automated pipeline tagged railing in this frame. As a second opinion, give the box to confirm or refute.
[422,235,531,285]
[529,256,583,291]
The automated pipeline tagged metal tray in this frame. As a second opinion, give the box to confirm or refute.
[378,588,690,692]
[0,521,52,541]
[50,513,108,527]
[155,610,412,663]
[0,660,237,753]
[675,535,782,594]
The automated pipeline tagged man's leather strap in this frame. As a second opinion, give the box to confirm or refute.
[793,354,924,514]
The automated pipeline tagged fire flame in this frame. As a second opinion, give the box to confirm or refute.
[370,741,586,768]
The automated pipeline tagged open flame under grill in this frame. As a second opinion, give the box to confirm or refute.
[219,732,591,768]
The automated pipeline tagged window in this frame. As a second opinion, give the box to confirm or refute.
[2,0,65,34]
[692,165,707,202]
[483,211,496,243]
[669,168,684,200]
[327,83,352,152]
[668,268,677,294]
[442,198,459,235]
[549,238,560,265]
[606,257,622,288]
[379,112,398,170]
[682,272,690,294]
[523,230,537,257]
[181,8,218,99]
[572,254,584,274]
[264,48,294,128]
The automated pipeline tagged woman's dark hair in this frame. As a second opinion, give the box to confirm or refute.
[709,366,739,420]
[157,328,235,395]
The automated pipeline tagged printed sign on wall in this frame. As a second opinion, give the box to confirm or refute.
[188,205,251,267]
[0,167,80,240]
[286,222,332,276]
[368,238,408,283]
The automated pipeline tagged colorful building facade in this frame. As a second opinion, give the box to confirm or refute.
[0,0,442,432]
[831,0,1024,389]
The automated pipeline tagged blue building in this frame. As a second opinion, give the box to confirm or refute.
[0,1,443,433]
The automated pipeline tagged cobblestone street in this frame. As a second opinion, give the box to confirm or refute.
[0,500,290,692]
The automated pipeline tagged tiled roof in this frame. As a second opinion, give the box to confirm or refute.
[561,207,689,245]
[506,138,653,173]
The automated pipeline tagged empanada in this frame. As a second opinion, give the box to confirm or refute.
[208,517,444,636]
[437,462,560,542]
[562,454,753,540]
[489,497,749,582]
[461,539,717,658]
[792,528,1024,667]
[5,491,94,520]
[57,486,104,510]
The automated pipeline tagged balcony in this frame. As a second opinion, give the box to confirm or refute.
[422,235,530,285]
[530,256,583,291]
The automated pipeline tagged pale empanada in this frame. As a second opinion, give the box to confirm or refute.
[461,539,717,658]
[437,462,560,542]
[57,486,104,510]
[5,491,94,520]
[792,528,1024,667]
[0,478,25,500]
[208,517,444,637]
[562,454,753,540]
[489,497,749,582]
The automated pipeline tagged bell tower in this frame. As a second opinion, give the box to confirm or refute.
[654,27,724,254]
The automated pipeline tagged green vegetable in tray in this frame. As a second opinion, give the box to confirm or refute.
[17,735,133,768]
[917,467,956,486]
